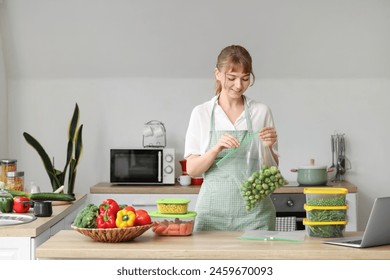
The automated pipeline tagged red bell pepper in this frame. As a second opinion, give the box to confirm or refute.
[97,211,117,228]
[97,199,120,228]
[99,198,120,216]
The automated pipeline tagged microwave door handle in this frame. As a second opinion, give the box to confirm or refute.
[158,151,162,182]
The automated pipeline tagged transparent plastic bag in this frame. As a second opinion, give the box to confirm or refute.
[217,130,287,212]
[216,130,261,186]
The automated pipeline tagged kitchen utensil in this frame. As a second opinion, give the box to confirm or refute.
[177,175,191,186]
[330,135,335,169]
[331,133,351,181]
[191,177,203,186]
[142,120,166,148]
[291,159,333,186]
[33,201,53,217]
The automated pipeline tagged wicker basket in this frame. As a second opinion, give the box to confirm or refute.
[71,224,152,243]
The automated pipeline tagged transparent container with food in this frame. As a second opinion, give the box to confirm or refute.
[303,218,347,238]
[304,204,348,222]
[149,211,197,236]
[6,171,24,191]
[0,159,17,185]
[304,187,348,206]
[156,198,190,214]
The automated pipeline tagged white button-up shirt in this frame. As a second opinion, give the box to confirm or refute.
[184,95,279,165]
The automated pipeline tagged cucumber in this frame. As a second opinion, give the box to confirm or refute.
[30,192,75,201]
[6,189,75,201]
[5,189,31,198]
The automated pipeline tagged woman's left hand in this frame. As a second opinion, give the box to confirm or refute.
[259,127,278,147]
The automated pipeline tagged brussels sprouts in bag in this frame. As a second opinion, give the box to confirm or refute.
[217,130,288,211]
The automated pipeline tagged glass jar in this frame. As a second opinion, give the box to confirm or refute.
[6,171,24,191]
[0,159,17,184]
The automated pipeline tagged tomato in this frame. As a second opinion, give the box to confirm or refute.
[124,205,136,213]
[13,196,31,213]
[134,209,151,226]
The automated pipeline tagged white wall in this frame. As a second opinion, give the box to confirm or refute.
[0,23,7,156]
[1,0,390,230]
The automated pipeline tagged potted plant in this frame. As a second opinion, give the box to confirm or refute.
[23,103,83,195]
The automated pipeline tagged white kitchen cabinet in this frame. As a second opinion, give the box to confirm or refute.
[0,194,87,260]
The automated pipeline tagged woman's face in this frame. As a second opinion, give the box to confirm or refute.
[216,64,251,99]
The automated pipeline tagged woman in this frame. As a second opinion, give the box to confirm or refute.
[184,45,279,231]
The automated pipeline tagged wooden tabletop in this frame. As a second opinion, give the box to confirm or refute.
[90,181,357,194]
[36,229,389,260]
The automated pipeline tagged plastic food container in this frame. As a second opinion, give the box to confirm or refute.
[303,218,347,238]
[6,171,24,191]
[156,198,190,214]
[149,211,197,236]
[304,204,348,222]
[304,187,348,206]
[0,159,17,185]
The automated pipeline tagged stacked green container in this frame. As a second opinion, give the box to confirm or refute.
[303,188,348,238]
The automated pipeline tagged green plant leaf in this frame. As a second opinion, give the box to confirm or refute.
[67,159,76,194]
[62,139,73,176]
[69,103,79,141]
[74,125,83,166]
[23,132,61,191]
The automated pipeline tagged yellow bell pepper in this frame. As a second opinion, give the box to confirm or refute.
[115,208,136,228]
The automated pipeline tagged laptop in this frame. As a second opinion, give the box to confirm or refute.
[324,197,390,248]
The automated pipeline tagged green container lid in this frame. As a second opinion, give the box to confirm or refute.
[149,211,197,219]
[156,198,190,204]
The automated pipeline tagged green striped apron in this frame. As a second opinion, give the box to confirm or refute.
[194,97,276,231]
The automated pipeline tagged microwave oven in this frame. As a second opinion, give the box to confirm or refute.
[110,148,175,185]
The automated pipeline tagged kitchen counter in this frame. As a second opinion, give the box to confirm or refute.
[90,181,357,194]
[0,194,87,237]
[36,229,389,260]
[0,194,87,259]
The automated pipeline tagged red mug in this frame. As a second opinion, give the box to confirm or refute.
[191,177,203,186]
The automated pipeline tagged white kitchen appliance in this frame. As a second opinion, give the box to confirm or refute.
[110,148,175,185]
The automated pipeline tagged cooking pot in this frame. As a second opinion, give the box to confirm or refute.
[33,201,53,217]
[291,159,333,186]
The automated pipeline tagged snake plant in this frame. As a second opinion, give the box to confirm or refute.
[23,103,83,194]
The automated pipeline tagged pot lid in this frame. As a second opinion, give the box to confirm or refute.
[299,159,327,169]
[298,165,327,169]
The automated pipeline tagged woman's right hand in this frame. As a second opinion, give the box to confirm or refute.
[187,133,240,177]
[211,133,240,153]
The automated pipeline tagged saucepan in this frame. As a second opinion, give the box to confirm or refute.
[291,159,334,186]
[33,201,53,217]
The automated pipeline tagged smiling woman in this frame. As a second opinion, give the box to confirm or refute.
[184,45,279,232]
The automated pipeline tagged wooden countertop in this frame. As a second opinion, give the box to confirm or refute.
[36,229,389,260]
[90,181,357,194]
[0,194,87,237]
